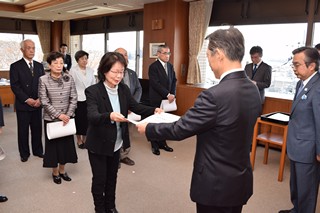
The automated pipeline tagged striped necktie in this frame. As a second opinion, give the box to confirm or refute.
[29,62,34,76]
[252,64,257,78]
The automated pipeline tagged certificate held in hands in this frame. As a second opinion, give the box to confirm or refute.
[160,99,177,112]
[46,118,76,140]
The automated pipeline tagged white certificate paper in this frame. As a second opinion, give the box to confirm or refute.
[127,112,180,125]
[267,113,290,122]
[160,99,177,112]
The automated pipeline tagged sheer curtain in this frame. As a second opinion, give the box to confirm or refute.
[187,0,213,84]
[36,20,51,62]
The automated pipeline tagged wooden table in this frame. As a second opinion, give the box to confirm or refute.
[0,85,15,106]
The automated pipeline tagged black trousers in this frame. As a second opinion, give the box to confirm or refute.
[88,149,120,213]
[196,203,243,213]
[16,110,43,158]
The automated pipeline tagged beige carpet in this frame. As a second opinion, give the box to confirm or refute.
[0,106,318,213]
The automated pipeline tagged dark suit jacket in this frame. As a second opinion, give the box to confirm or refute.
[287,72,320,163]
[85,81,155,156]
[64,54,72,71]
[9,58,45,111]
[146,71,261,206]
[148,60,177,107]
[244,61,271,103]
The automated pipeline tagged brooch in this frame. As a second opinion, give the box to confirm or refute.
[301,94,307,100]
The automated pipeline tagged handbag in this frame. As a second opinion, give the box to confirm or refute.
[46,118,76,140]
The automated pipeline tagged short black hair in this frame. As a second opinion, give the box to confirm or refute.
[46,51,64,64]
[97,52,127,82]
[315,43,320,50]
[60,43,68,48]
[249,46,263,56]
[292,46,320,71]
[74,50,89,62]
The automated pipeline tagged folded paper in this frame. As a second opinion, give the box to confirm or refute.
[160,99,177,112]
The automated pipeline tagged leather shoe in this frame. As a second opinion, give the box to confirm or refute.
[107,208,119,213]
[278,210,292,213]
[160,145,173,152]
[20,157,28,162]
[59,172,72,181]
[52,174,61,184]
[0,195,8,202]
[152,147,160,155]
[120,157,135,166]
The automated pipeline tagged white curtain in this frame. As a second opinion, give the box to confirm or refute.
[186,0,214,84]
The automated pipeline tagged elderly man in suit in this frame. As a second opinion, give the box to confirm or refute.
[10,39,45,162]
[244,46,272,104]
[115,47,142,167]
[279,47,320,213]
[148,44,177,155]
[137,27,261,213]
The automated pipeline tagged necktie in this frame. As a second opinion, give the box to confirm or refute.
[29,62,34,76]
[252,64,257,78]
[164,63,168,75]
[297,81,304,95]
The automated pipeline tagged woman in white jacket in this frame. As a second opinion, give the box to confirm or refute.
[69,50,96,149]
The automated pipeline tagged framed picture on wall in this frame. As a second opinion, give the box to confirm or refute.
[149,42,165,58]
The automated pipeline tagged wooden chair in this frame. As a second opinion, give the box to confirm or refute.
[250,118,288,182]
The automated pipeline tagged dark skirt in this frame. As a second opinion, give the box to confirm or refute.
[43,120,78,168]
[75,101,88,135]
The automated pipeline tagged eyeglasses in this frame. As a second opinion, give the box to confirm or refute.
[110,70,124,75]
[159,52,171,55]
[290,63,305,69]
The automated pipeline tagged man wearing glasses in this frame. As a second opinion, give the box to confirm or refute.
[148,44,177,155]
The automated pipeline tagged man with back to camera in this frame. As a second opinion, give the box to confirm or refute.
[137,27,261,213]
[10,39,45,162]
[148,44,177,155]
[278,47,320,213]
[115,47,142,167]
[60,43,72,72]
[244,46,272,105]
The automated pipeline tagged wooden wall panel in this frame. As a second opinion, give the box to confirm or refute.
[142,0,189,85]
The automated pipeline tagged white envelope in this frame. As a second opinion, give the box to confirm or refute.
[46,118,76,140]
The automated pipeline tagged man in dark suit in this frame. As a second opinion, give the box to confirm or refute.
[60,43,72,71]
[10,39,45,162]
[137,28,261,213]
[278,47,320,213]
[148,44,177,155]
[244,46,272,104]
[115,47,142,167]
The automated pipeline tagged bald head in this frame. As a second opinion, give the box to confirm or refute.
[114,48,128,63]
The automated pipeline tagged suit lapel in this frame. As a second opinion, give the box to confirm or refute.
[97,82,113,111]
[291,73,320,114]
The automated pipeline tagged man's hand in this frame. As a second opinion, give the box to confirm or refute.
[136,122,148,134]
[168,94,175,103]
[317,154,320,162]
[33,98,41,108]
[154,108,163,114]
[26,98,36,107]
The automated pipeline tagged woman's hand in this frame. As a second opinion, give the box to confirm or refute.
[58,114,70,126]
[110,112,127,122]
[154,108,163,114]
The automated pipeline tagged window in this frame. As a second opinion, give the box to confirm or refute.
[71,31,143,78]
[199,24,307,98]
[0,33,43,70]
